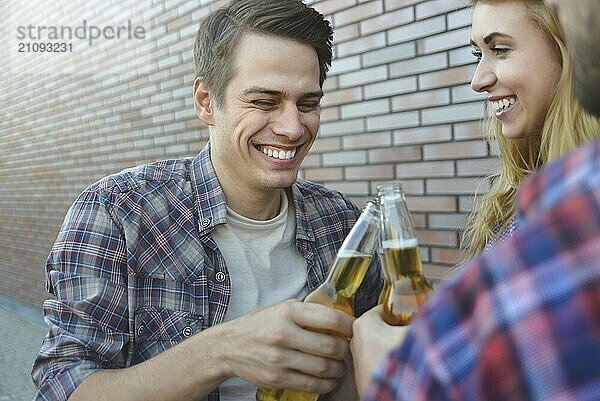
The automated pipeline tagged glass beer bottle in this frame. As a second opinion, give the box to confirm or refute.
[377,247,391,305]
[256,201,381,401]
[377,182,432,326]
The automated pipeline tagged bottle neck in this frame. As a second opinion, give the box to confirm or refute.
[323,203,379,292]
[323,251,373,294]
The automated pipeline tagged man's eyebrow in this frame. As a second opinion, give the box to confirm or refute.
[242,87,282,97]
[242,86,324,99]
[470,32,512,46]
[301,91,324,99]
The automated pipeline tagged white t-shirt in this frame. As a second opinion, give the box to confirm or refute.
[212,190,308,400]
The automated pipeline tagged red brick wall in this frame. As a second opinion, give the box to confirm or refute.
[0,0,495,307]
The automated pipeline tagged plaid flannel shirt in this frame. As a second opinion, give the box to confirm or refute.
[32,143,382,401]
[364,138,600,401]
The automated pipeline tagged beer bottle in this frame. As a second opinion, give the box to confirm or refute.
[377,243,391,305]
[377,181,432,326]
[256,201,381,401]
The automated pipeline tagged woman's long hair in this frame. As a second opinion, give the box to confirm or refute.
[461,0,600,260]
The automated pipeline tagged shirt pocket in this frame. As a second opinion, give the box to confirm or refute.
[133,305,205,363]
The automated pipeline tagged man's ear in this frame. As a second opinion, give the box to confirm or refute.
[193,78,215,126]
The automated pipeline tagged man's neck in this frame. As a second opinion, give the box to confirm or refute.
[208,145,287,220]
[222,186,284,221]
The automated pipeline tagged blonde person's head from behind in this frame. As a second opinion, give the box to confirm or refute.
[462,0,600,260]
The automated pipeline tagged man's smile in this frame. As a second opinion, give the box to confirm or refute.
[255,145,298,160]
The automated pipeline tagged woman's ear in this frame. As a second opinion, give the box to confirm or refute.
[193,78,214,126]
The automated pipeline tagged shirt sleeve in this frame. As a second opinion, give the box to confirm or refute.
[362,144,600,400]
[362,330,453,401]
[32,186,131,401]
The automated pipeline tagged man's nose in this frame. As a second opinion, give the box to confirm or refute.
[273,104,305,140]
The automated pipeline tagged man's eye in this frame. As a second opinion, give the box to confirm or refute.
[298,102,321,112]
[471,50,482,62]
[253,100,275,108]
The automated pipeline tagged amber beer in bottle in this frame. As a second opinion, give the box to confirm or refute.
[378,182,432,326]
[256,201,381,401]
[376,241,391,305]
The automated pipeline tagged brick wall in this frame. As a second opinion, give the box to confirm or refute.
[0,0,493,307]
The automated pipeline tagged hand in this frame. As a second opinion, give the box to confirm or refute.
[322,355,359,401]
[219,300,355,394]
[350,305,409,396]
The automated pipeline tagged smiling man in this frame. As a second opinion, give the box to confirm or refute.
[31,2,382,401]
[193,31,323,221]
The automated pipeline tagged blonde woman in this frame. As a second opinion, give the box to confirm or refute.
[355,0,600,397]
[462,0,600,257]
[351,0,600,396]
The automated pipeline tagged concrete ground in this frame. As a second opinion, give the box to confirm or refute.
[0,295,47,401]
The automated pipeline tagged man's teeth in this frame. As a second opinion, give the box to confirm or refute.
[491,97,516,113]
[260,147,297,160]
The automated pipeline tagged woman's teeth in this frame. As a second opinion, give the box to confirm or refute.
[260,147,297,160]
[491,97,516,114]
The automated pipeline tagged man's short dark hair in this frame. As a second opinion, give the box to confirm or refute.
[193,0,333,107]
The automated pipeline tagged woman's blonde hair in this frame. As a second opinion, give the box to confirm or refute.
[461,0,600,259]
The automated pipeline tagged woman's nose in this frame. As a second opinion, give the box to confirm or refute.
[470,61,496,93]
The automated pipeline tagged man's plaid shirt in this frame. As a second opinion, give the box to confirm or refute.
[32,143,382,401]
[364,138,600,401]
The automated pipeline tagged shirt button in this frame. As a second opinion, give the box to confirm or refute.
[201,217,211,228]
[215,271,226,283]
[182,326,193,338]
[137,325,145,337]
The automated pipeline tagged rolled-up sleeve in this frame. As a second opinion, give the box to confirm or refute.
[32,186,130,401]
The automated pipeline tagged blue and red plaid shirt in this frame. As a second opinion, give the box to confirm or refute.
[364,138,600,401]
[32,143,382,401]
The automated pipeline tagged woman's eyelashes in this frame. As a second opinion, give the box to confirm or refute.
[491,47,510,57]
[470,47,510,61]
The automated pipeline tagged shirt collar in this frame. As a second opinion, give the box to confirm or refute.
[190,141,314,242]
[291,183,315,242]
[190,142,228,235]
